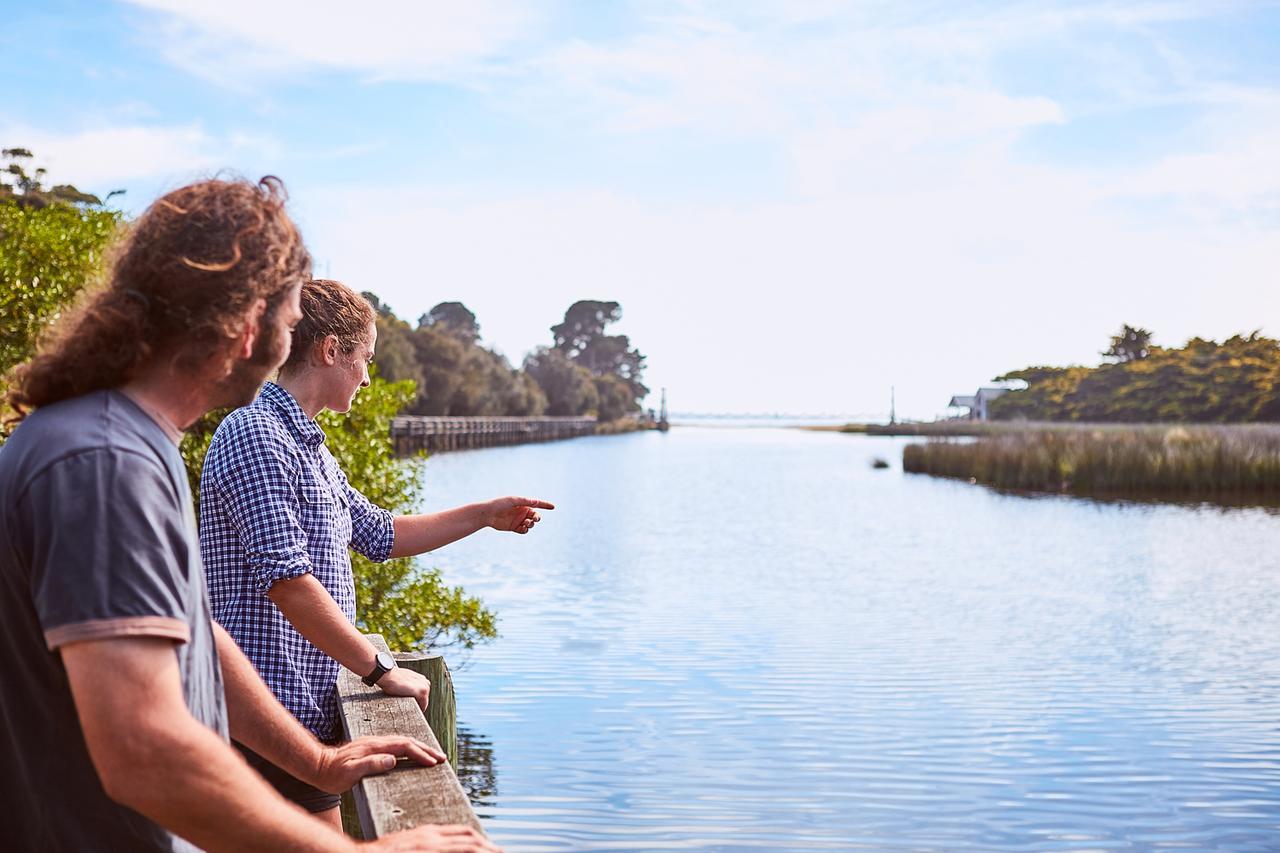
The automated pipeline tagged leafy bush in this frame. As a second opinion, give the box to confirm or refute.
[0,199,121,379]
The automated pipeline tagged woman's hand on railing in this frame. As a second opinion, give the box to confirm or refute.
[365,825,503,851]
[378,666,432,710]
[312,735,448,793]
[484,496,555,534]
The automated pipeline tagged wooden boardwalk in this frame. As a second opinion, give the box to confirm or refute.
[392,415,597,454]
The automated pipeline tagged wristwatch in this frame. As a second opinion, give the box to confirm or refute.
[362,651,397,687]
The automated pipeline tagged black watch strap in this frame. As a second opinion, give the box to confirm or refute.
[362,651,396,687]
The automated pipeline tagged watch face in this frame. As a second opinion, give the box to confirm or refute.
[377,651,396,671]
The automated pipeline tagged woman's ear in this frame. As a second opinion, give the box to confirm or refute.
[321,334,340,366]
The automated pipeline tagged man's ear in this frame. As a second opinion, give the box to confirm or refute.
[237,298,268,359]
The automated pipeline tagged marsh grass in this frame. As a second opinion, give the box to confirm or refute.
[902,424,1280,498]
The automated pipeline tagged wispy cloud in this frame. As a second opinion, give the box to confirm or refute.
[0,123,280,194]
[122,0,544,85]
[498,1,1278,221]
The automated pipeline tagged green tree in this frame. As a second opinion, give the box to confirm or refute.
[1103,324,1154,363]
[371,299,549,417]
[593,374,634,422]
[551,300,622,361]
[549,299,647,416]
[407,324,466,415]
[523,346,599,415]
[1,149,122,380]
[421,301,479,345]
[448,346,547,416]
[505,371,548,416]
[364,292,425,393]
[1,148,115,208]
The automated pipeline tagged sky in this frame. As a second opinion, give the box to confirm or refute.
[3,0,1279,418]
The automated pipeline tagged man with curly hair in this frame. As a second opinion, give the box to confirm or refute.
[0,177,500,853]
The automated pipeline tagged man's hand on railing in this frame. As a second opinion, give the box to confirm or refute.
[378,666,432,710]
[365,825,503,852]
[311,735,448,794]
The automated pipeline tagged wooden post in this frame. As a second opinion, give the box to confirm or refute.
[394,652,457,767]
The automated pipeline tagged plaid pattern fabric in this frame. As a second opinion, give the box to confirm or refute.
[199,382,395,740]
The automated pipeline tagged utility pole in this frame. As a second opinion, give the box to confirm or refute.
[890,386,896,425]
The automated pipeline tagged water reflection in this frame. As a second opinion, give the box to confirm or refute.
[456,725,498,809]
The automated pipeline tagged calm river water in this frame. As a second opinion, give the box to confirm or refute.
[417,426,1280,851]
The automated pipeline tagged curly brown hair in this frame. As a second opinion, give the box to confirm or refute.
[280,278,375,374]
[6,176,311,418]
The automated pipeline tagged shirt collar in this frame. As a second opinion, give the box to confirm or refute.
[259,382,326,449]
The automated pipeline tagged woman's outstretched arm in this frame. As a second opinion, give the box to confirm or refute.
[387,497,555,559]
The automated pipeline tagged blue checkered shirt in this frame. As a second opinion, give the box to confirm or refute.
[199,382,395,741]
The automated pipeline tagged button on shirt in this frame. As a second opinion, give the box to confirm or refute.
[200,382,394,740]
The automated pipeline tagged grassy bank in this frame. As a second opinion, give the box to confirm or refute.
[804,422,1030,436]
[595,417,649,435]
[902,424,1280,498]
[798,423,868,432]
[864,421,1079,437]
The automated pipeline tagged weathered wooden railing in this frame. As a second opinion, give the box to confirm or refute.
[337,635,481,839]
[391,415,597,454]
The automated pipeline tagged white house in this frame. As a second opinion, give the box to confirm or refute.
[947,387,1009,421]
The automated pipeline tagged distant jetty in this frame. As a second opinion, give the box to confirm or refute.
[392,416,598,454]
[389,413,668,453]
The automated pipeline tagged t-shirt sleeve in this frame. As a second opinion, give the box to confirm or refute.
[343,474,396,563]
[23,449,193,651]
[203,417,314,594]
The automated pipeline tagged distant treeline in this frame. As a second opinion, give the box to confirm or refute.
[367,296,648,422]
[991,325,1280,423]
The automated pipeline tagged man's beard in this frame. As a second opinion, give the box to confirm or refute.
[212,326,288,409]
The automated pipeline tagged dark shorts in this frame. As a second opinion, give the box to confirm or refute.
[233,740,342,814]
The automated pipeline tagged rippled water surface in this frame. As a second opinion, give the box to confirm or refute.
[417,427,1280,851]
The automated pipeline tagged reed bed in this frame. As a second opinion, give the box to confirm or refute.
[902,424,1280,498]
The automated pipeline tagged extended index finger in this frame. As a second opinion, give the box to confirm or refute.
[516,498,555,510]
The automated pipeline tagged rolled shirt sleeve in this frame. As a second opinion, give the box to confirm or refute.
[343,473,395,562]
[203,415,314,594]
[22,450,193,650]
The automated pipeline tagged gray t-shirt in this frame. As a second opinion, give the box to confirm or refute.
[0,390,227,852]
